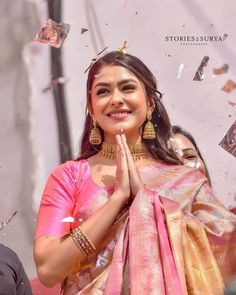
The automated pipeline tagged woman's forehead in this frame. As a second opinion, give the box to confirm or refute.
[173,133,196,151]
[92,65,138,84]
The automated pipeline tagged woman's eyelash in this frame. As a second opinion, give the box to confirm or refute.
[184,155,197,160]
[96,88,109,95]
[96,85,136,95]
[123,85,136,90]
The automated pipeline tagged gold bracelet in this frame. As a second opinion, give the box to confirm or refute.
[71,226,96,257]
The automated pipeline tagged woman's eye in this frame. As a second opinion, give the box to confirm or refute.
[96,88,109,95]
[122,85,136,92]
[183,155,197,161]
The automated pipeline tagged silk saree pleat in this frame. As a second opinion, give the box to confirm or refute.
[104,186,183,295]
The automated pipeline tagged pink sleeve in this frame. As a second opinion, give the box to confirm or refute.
[35,161,79,239]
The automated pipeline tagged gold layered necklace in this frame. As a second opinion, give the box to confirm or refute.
[100,142,148,161]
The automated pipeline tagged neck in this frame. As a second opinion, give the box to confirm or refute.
[104,133,142,145]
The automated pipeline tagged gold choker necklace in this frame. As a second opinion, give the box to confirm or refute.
[100,142,148,161]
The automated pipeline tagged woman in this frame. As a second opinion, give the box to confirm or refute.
[34,51,236,294]
[171,125,211,185]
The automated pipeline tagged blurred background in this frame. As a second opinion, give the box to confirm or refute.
[0,0,235,288]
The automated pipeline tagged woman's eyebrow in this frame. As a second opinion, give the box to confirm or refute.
[118,79,137,86]
[94,79,137,89]
[182,148,197,153]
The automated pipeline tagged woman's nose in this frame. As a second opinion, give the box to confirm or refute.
[110,90,124,105]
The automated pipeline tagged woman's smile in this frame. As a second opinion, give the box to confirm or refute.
[107,109,132,120]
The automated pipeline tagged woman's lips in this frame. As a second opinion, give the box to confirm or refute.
[108,111,131,120]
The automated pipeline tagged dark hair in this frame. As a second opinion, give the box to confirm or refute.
[172,125,212,186]
[77,51,181,164]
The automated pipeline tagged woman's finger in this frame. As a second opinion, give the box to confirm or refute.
[115,135,130,198]
[120,134,143,196]
[120,134,137,171]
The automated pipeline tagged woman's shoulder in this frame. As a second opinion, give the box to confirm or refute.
[49,159,90,182]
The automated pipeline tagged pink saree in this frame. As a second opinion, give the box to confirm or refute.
[35,160,236,295]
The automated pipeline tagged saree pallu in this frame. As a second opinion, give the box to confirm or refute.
[62,164,236,295]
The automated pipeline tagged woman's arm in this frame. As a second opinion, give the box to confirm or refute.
[34,191,127,287]
[34,136,132,287]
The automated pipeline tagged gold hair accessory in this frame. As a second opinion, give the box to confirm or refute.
[100,142,148,161]
[89,121,102,145]
[143,112,156,140]
[71,226,96,257]
[117,40,129,54]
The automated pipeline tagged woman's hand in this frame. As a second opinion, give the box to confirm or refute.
[113,134,131,204]
[120,134,143,197]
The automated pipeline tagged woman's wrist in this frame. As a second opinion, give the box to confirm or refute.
[109,191,130,208]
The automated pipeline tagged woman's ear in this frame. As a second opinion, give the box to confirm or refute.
[148,98,155,114]
[87,103,95,120]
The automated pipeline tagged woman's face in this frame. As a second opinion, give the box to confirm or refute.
[172,133,207,175]
[90,65,151,143]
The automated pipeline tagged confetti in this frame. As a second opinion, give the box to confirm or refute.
[184,160,201,169]
[84,46,108,73]
[0,211,18,231]
[229,206,236,214]
[176,64,185,79]
[219,120,236,158]
[213,64,229,75]
[223,33,228,40]
[33,18,70,48]
[81,28,88,34]
[61,216,75,223]
[42,76,67,93]
[222,80,236,93]
[193,56,209,81]
[168,138,184,157]
[228,101,236,107]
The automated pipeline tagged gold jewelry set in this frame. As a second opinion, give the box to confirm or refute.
[89,111,156,160]
[71,226,96,257]
[101,142,148,161]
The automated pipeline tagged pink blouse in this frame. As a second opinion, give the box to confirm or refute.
[35,160,114,239]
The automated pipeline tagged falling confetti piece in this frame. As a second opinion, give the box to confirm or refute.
[176,64,185,79]
[81,28,88,34]
[42,76,67,93]
[223,33,228,40]
[84,46,109,73]
[229,206,236,214]
[213,64,229,75]
[33,18,70,48]
[0,211,18,231]
[193,56,209,81]
[167,138,184,157]
[184,160,201,169]
[219,120,236,158]
[61,216,75,223]
[228,101,236,107]
[222,80,236,93]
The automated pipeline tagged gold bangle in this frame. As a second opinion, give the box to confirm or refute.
[71,226,96,257]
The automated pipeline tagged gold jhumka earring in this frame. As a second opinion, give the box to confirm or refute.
[89,120,102,145]
[143,112,156,140]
